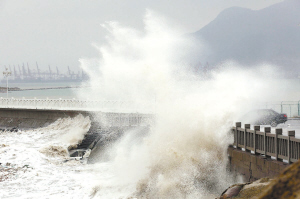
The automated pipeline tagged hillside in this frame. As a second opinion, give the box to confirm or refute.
[194,0,300,73]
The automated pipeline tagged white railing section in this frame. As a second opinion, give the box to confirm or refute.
[0,97,155,113]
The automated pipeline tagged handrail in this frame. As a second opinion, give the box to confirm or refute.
[232,122,299,164]
[298,100,300,116]
[0,97,155,113]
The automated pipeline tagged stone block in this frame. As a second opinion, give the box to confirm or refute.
[256,156,266,168]
[251,169,263,179]
[231,158,240,166]
[250,155,257,164]
[250,162,258,171]
[243,169,251,180]
[279,163,289,171]
[232,150,242,160]
[262,160,270,173]
[238,166,248,175]
[268,171,280,178]
[269,161,280,172]
[243,153,251,166]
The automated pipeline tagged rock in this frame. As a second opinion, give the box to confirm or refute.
[219,184,245,198]
[258,159,300,199]
[234,178,272,199]
[219,159,300,198]
[218,178,273,199]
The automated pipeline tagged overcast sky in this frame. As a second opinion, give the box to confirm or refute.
[0,0,283,72]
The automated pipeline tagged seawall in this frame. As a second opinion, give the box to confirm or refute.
[0,108,152,129]
[0,108,92,129]
[227,146,289,181]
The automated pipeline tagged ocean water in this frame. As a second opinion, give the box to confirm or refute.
[0,82,84,99]
[0,115,94,198]
[0,114,234,199]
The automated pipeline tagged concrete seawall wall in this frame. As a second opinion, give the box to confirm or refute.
[227,146,289,181]
[0,108,152,129]
[0,108,92,129]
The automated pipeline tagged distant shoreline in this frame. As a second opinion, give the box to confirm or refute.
[0,86,86,93]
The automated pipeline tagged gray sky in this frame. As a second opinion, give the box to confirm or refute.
[0,0,284,72]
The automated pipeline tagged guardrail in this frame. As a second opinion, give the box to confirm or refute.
[259,101,300,117]
[0,97,155,113]
[232,122,300,164]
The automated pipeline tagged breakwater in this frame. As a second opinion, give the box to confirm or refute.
[0,108,91,129]
[0,108,152,129]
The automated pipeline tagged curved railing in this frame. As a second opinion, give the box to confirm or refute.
[0,97,155,113]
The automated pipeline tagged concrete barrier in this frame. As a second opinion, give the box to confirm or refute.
[0,108,92,129]
[0,108,153,129]
[227,146,289,181]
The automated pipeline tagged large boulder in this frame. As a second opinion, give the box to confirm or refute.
[219,178,272,199]
[258,159,300,199]
[219,158,300,198]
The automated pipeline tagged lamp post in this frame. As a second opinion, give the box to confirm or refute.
[298,100,300,117]
[3,68,11,98]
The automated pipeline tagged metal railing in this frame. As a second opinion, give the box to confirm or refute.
[103,112,154,127]
[232,122,300,163]
[259,101,300,117]
[0,97,155,113]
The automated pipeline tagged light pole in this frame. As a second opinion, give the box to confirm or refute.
[3,67,11,98]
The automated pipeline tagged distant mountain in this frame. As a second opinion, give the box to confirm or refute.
[193,0,300,72]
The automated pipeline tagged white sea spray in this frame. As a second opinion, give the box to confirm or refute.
[76,10,289,199]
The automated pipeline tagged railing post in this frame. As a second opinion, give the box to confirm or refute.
[235,122,241,149]
[244,124,250,152]
[275,128,282,161]
[254,126,260,155]
[288,130,295,164]
[264,127,271,158]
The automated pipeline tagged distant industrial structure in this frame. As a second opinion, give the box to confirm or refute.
[1,62,88,83]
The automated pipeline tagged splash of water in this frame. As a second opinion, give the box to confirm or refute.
[0,115,94,198]
[38,114,91,158]
[78,10,290,199]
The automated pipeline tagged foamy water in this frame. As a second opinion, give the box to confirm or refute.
[0,115,94,198]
